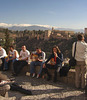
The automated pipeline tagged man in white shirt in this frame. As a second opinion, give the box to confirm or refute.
[72,34,87,89]
[12,45,30,76]
[5,45,19,71]
[0,44,7,71]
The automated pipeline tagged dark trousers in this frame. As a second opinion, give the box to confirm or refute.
[42,64,58,80]
[8,60,12,70]
[13,60,28,75]
[0,58,5,70]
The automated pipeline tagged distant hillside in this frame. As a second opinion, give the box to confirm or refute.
[8,26,84,32]
[8,25,50,31]
[16,37,77,58]
[0,23,84,32]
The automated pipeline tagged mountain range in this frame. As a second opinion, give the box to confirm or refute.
[0,23,84,32]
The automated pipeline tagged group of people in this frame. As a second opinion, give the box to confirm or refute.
[0,44,63,82]
[0,33,87,90]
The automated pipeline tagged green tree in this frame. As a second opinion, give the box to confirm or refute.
[4,29,11,53]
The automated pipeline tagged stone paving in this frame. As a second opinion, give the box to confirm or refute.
[1,71,87,100]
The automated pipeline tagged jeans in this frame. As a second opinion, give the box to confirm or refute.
[30,61,44,75]
[0,58,5,70]
[5,57,18,70]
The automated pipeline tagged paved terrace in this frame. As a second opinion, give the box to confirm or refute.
[0,71,87,100]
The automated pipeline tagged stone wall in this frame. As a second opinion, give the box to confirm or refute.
[21,65,75,86]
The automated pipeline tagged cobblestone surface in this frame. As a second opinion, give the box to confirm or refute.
[2,71,87,100]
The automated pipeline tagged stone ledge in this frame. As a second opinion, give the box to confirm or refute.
[8,64,75,86]
[22,64,75,86]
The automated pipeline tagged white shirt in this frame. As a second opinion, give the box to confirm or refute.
[20,50,30,62]
[72,41,87,61]
[9,49,19,58]
[0,48,7,58]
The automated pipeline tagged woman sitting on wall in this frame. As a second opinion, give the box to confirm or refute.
[42,45,63,82]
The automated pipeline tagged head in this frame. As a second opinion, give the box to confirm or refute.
[52,45,61,54]
[22,45,26,51]
[9,45,14,51]
[0,44,2,50]
[77,34,84,41]
[36,47,42,53]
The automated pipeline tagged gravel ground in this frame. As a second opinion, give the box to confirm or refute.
[1,71,87,100]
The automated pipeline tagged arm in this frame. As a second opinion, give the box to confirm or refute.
[72,42,75,57]
[56,53,63,62]
[38,52,46,62]
[0,49,7,58]
[45,54,52,64]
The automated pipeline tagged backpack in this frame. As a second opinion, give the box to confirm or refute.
[59,65,71,77]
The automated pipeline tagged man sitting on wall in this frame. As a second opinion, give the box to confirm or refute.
[5,45,19,71]
[12,45,30,76]
[30,47,46,78]
[0,44,7,71]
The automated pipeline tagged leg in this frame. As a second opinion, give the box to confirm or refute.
[0,58,5,70]
[8,60,13,70]
[44,64,54,80]
[30,61,36,74]
[75,65,81,88]
[81,64,86,89]
[13,60,20,74]
[4,58,9,70]
[53,65,58,82]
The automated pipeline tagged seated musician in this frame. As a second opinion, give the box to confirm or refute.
[42,45,63,82]
[30,47,46,78]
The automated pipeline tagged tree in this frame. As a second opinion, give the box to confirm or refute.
[4,29,11,53]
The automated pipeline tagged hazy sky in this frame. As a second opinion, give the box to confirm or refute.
[0,0,87,29]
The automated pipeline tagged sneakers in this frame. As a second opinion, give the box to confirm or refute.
[36,74,40,78]
[32,73,40,78]
[32,73,35,78]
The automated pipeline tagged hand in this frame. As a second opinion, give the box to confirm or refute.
[18,58,21,60]
[6,59,9,62]
[54,52,58,57]
[43,63,46,68]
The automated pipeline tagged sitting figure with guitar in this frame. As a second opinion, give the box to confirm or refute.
[30,47,46,78]
[42,45,63,82]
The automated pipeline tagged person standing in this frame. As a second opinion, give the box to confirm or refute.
[0,44,7,71]
[72,34,87,89]
[13,45,30,76]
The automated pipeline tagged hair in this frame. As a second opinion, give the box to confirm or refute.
[77,34,84,41]
[36,47,41,50]
[52,45,61,54]
[10,45,14,49]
